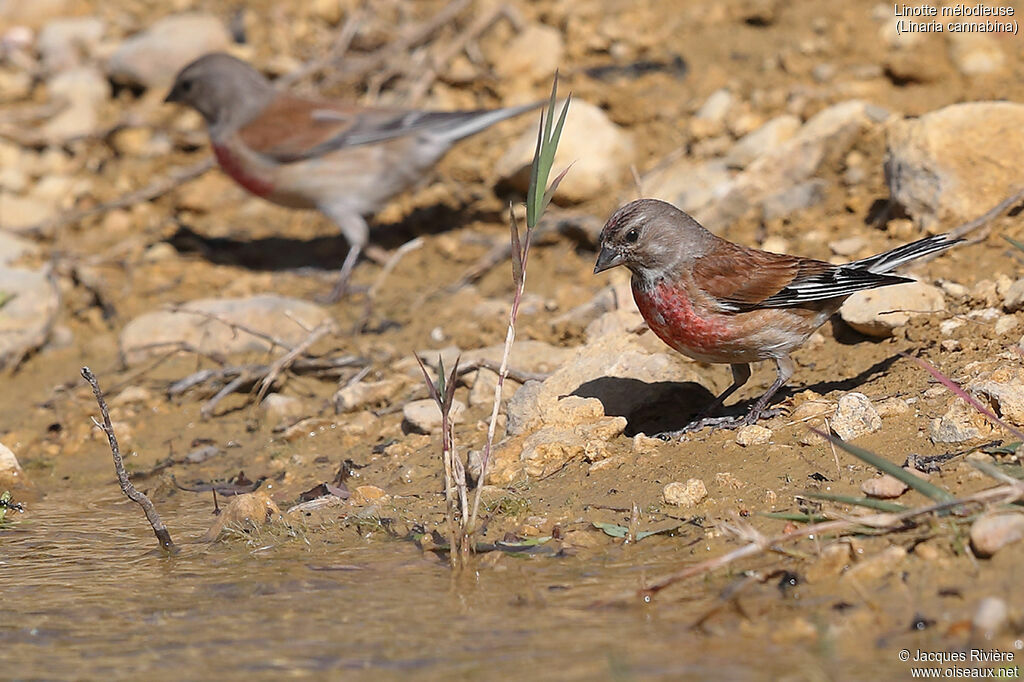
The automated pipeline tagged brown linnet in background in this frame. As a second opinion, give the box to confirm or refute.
[165,52,539,301]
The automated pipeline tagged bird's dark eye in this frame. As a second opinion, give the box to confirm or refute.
[625,229,639,243]
[181,80,193,92]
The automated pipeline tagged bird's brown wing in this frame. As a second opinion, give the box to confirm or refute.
[239,95,538,163]
[693,240,911,311]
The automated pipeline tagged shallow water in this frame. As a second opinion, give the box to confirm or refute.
[0,490,856,681]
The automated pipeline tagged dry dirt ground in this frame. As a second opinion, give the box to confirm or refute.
[4,0,1024,678]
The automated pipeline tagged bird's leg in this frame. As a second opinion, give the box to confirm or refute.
[656,364,751,439]
[322,242,362,304]
[737,355,794,427]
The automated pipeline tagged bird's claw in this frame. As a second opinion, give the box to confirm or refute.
[653,407,786,441]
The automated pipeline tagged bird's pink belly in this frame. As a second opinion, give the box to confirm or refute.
[632,280,734,361]
[213,144,274,198]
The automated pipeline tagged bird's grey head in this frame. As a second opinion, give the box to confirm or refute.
[165,53,275,132]
[594,198,715,279]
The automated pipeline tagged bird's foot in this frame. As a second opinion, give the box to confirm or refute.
[315,282,369,305]
[655,408,785,441]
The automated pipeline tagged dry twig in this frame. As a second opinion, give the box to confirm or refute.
[81,366,177,554]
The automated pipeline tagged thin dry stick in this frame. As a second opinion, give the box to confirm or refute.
[26,158,214,238]
[81,367,177,554]
[324,0,472,87]
[278,9,365,87]
[468,207,532,531]
[597,480,1024,606]
[404,3,522,104]
[254,320,336,405]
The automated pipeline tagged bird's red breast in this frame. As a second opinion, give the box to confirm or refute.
[212,143,274,198]
[632,278,730,357]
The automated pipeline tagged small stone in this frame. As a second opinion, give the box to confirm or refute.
[714,472,744,489]
[995,315,1018,335]
[735,424,772,446]
[496,99,633,204]
[259,394,308,429]
[829,236,864,258]
[632,433,663,455]
[830,392,881,441]
[203,491,282,541]
[841,545,907,582]
[761,236,790,253]
[940,280,969,298]
[663,479,707,507]
[695,89,734,126]
[972,597,1009,641]
[110,386,153,406]
[839,282,946,337]
[761,179,826,221]
[930,398,993,443]
[940,318,965,335]
[970,513,1024,558]
[350,485,387,505]
[334,378,404,413]
[142,242,176,262]
[861,474,908,499]
[949,34,1006,77]
[807,542,852,581]
[489,23,563,87]
[874,396,911,417]
[1003,278,1024,312]
[0,442,24,489]
[402,399,466,435]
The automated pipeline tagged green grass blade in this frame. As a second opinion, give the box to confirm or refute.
[809,427,955,503]
[1003,234,1024,253]
[802,492,908,513]
[758,511,829,523]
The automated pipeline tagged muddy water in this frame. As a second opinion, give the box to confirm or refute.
[0,489,872,681]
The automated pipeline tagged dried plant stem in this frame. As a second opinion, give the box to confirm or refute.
[596,480,1024,607]
[81,367,177,554]
[468,211,531,532]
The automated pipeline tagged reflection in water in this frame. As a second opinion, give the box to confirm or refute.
[0,491,785,679]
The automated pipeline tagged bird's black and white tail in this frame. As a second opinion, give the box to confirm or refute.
[741,232,964,309]
[849,233,964,275]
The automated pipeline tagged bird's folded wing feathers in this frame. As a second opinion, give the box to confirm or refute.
[693,242,911,311]
[239,94,538,162]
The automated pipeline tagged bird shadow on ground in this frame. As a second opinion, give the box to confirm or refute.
[165,202,504,272]
[573,353,902,436]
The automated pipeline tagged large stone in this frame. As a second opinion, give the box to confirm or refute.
[37,17,106,72]
[119,296,333,365]
[496,99,633,204]
[724,114,801,169]
[402,398,466,435]
[699,100,888,230]
[106,13,232,89]
[488,23,563,88]
[839,281,945,337]
[0,442,23,489]
[830,392,882,441]
[504,329,701,437]
[0,265,59,368]
[43,66,110,141]
[645,159,733,217]
[886,102,1024,230]
[461,340,574,375]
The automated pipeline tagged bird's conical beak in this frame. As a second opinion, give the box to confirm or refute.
[593,246,623,274]
[164,85,181,104]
